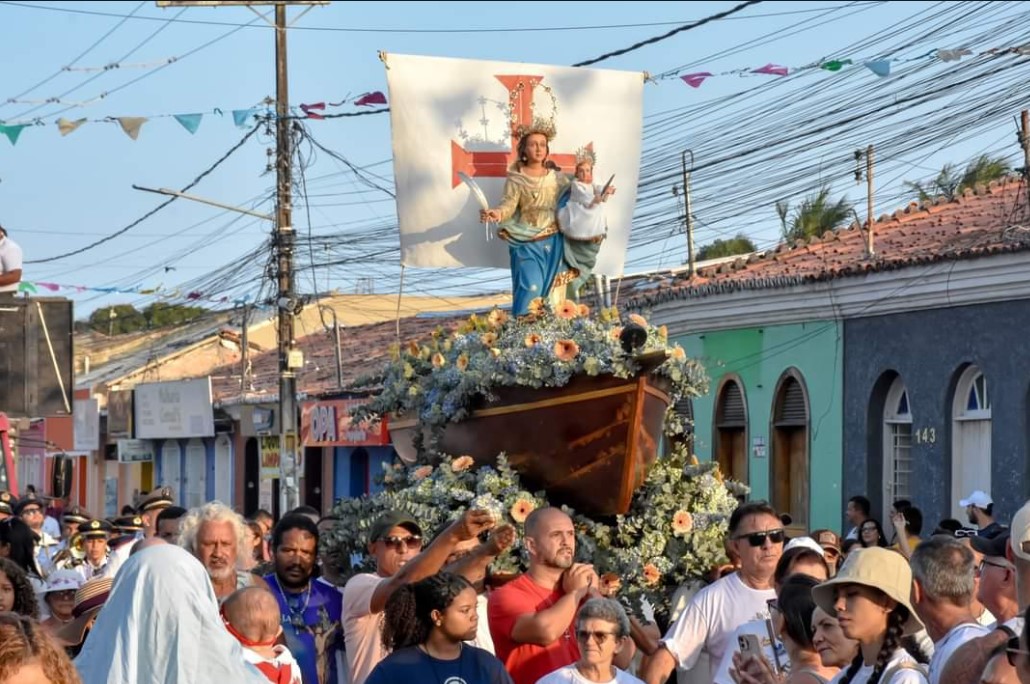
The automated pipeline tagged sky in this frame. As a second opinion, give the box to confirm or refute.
[1,1,1027,320]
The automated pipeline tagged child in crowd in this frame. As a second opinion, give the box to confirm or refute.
[222,586,303,684]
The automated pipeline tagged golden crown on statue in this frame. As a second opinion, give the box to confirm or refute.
[509,79,559,141]
[575,145,597,167]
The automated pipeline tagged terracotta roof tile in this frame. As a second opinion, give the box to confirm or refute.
[630,178,1030,307]
[209,314,466,403]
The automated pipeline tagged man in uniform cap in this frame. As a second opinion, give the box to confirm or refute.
[15,492,60,575]
[58,505,91,551]
[109,514,146,567]
[74,519,119,581]
[0,492,14,520]
[136,486,175,539]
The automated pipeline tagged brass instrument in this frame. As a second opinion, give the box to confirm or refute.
[51,532,85,568]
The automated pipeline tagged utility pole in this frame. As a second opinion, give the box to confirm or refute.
[865,145,875,258]
[156,1,327,515]
[681,150,696,277]
[273,2,300,514]
[1020,110,1030,213]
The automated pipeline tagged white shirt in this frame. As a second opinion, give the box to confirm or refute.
[342,572,387,684]
[928,622,989,684]
[660,572,776,672]
[536,664,644,684]
[712,620,786,684]
[828,650,927,684]
[0,235,23,293]
[465,593,495,654]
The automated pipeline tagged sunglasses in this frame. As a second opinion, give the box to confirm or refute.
[1007,635,1030,667]
[575,629,618,645]
[766,598,781,616]
[380,535,422,552]
[953,529,978,538]
[47,590,77,601]
[734,529,785,547]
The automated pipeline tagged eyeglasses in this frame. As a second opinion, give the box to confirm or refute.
[976,558,1013,576]
[380,535,422,552]
[1007,636,1030,667]
[19,508,43,517]
[953,529,978,538]
[766,599,781,616]
[575,629,618,645]
[48,590,76,601]
[734,529,785,547]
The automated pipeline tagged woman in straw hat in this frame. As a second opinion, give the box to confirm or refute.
[811,547,928,684]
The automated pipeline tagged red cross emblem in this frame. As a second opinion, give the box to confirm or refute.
[450,74,584,188]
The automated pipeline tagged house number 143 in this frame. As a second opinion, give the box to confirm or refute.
[914,427,937,444]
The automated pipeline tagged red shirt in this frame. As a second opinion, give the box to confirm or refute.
[487,574,580,684]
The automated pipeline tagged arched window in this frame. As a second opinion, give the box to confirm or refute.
[714,378,748,486]
[882,377,912,523]
[771,370,810,530]
[951,365,992,521]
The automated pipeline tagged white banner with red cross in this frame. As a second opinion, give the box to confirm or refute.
[384,53,644,276]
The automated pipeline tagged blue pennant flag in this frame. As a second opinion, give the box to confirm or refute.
[865,60,891,77]
[232,108,259,128]
[174,113,203,134]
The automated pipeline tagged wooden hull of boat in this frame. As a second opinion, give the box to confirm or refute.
[389,370,671,517]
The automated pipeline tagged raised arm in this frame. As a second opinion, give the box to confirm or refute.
[368,509,495,614]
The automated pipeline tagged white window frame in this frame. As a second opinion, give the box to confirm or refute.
[882,377,913,526]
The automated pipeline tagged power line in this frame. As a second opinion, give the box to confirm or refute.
[0,1,882,33]
[573,0,765,67]
[26,122,263,264]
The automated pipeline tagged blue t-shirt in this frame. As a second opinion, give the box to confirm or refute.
[265,574,343,684]
[366,645,513,684]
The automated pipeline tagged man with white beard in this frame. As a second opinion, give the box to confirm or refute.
[178,501,268,602]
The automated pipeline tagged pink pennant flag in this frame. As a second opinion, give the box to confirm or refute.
[680,72,714,88]
[354,91,387,107]
[300,102,326,119]
[36,282,61,291]
[751,63,789,77]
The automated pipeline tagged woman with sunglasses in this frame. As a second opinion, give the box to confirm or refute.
[536,597,642,684]
[366,572,512,684]
[812,547,929,684]
[0,611,81,684]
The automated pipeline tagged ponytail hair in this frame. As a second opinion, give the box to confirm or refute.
[380,573,473,651]
[838,605,907,684]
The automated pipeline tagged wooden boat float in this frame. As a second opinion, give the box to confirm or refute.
[388,351,672,517]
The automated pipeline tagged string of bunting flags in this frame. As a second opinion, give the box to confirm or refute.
[1,39,1027,146]
[653,44,1030,87]
[16,279,259,307]
[0,91,389,145]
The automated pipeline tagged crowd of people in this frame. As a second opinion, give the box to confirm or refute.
[2,484,1030,684]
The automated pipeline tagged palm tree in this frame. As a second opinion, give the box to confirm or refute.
[776,187,853,243]
[904,154,1012,203]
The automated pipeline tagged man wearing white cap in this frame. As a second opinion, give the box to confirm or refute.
[961,490,1006,539]
[940,499,1030,683]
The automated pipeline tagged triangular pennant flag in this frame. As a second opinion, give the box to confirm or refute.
[751,63,789,76]
[0,124,28,146]
[36,282,61,292]
[174,113,203,134]
[117,117,148,140]
[820,59,852,72]
[299,102,326,119]
[864,60,891,77]
[57,117,87,136]
[354,91,387,107]
[232,108,259,128]
[17,282,37,293]
[680,72,714,88]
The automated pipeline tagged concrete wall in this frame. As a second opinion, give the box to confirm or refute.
[677,320,844,530]
[843,299,1030,529]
